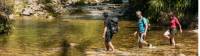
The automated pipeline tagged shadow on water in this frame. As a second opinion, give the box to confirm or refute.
[60,40,69,56]
[57,19,87,56]
[57,19,70,56]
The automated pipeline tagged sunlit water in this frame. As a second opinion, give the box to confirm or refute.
[0,17,197,56]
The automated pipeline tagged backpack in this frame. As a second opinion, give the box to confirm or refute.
[110,17,119,34]
[141,18,149,28]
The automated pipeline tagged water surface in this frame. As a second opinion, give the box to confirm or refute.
[0,17,197,56]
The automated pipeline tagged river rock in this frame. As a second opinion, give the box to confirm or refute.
[9,14,14,19]
[47,16,54,20]
[21,7,33,16]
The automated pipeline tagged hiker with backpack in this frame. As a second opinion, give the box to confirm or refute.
[102,10,119,52]
[134,11,152,48]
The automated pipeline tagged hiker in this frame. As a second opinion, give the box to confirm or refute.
[163,11,182,47]
[134,11,152,48]
[102,10,119,51]
[134,17,150,38]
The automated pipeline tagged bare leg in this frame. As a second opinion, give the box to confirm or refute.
[108,41,115,51]
[141,33,150,46]
[164,30,170,39]
[170,36,176,46]
[105,42,109,51]
[138,33,150,48]
[138,33,143,48]
[165,35,173,45]
[163,30,172,45]
[141,41,149,45]
[139,41,143,48]
[164,35,170,39]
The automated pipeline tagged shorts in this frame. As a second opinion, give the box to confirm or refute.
[105,31,113,42]
[164,29,177,36]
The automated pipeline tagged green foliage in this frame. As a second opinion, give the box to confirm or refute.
[40,0,52,4]
[148,0,192,13]
[148,0,165,13]
[38,0,62,17]
[69,8,88,15]
[111,0,123,4]
[0,14,11,33]
[128,0,197,29]
[75,0,86,6]
[0,0,13,34]
[60,0,68,5]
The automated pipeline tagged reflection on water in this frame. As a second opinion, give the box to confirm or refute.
[0,17,197,56]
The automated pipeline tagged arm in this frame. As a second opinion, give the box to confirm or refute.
[103,27,107,38]
[143,19,148,35]
[134,31,137,37]
[175,18,182,33]
[103,19,108,38]
[144,23,148,35]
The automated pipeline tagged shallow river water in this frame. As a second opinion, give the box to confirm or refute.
[0,17,197,56]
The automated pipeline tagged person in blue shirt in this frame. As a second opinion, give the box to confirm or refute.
[134,11,153,48]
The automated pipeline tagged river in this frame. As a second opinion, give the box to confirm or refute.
[0,16,197,56]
